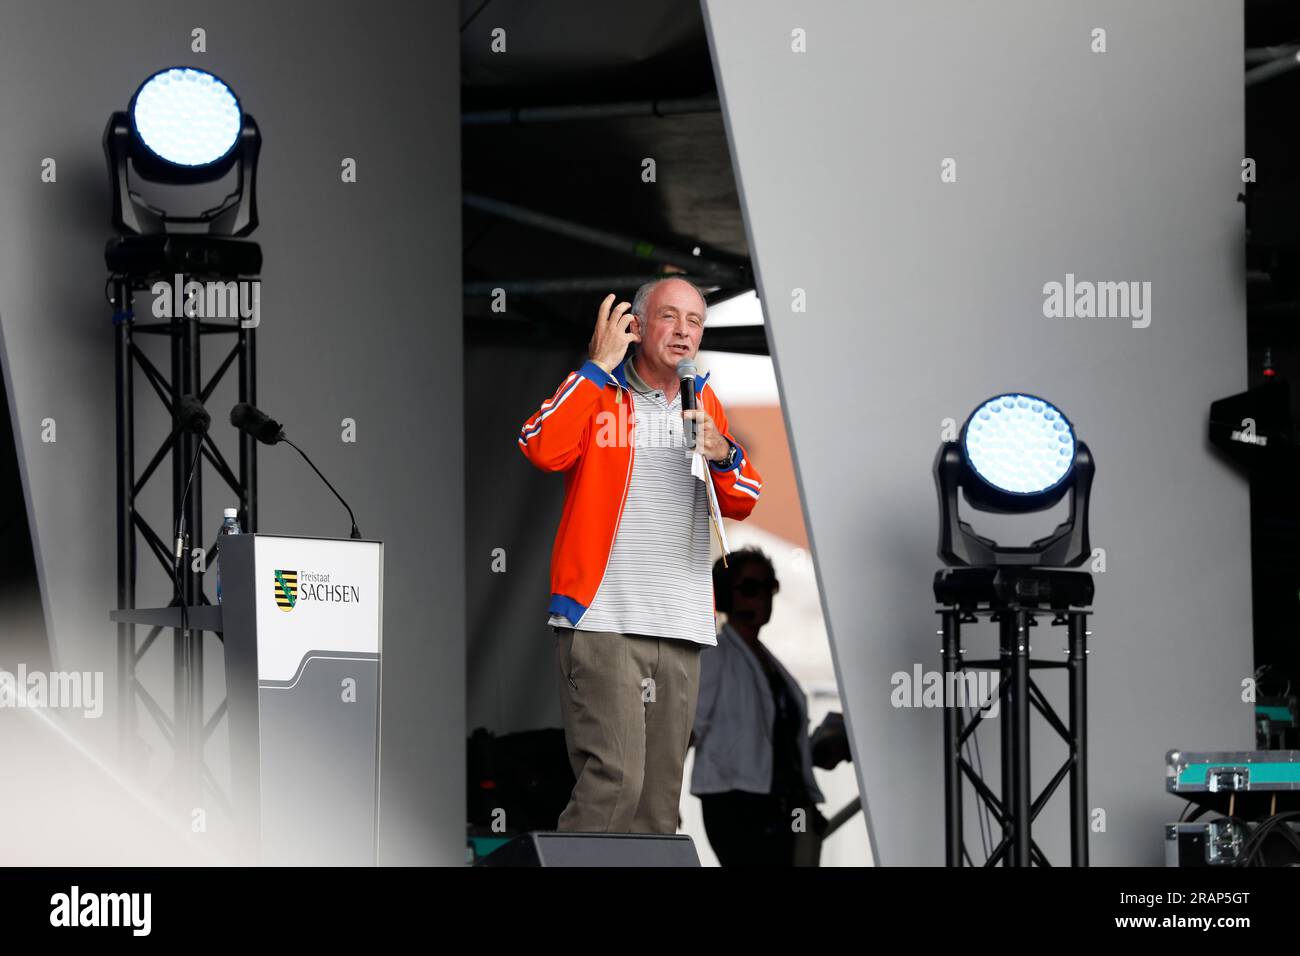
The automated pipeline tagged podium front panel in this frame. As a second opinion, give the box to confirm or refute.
[220,533,383,865]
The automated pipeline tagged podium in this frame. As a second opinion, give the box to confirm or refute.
[112,533,383,865]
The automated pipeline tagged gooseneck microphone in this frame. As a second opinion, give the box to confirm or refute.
[230,403,362,539]
[172,395,210,639]
[676,357,697,450]
[176,393,212,436]
[174,395,210,563]
[230,401,285,445]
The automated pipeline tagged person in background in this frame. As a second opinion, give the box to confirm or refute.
[690,547,827,865]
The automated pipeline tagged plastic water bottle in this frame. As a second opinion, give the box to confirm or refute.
[216,508,242,604]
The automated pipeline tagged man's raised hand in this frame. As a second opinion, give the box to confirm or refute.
[588,293,641,373]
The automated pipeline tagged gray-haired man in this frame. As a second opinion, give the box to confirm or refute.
[517,276,764,833]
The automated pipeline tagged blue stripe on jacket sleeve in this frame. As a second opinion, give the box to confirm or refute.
[708,437,744,473]
[577,360,615,389]
[548,593,589,625]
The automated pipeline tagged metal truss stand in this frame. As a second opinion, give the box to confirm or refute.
[934,567,1093,867]
[111,246,259,815]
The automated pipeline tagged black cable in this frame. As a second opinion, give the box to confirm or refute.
[1238,810,1300,866]
[172,439,204,641]
[1252,818,1300,866]
[966,697,995,861]
[957,703,983,863]
[282,438,361,539]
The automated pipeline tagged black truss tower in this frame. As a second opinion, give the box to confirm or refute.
[110,242,260,815]
[933,567,1093,867]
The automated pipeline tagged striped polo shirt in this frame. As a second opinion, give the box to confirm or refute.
[548,355,717,646]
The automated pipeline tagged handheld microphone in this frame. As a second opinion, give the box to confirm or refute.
[230,403,362,539]
[230,402,285,445]
[676,357,697,449]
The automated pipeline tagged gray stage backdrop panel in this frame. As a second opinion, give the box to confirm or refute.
[0,0,462,865]
[703,0,1251,865]
[466,345,578,738]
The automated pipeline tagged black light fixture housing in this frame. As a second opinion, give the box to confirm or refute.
[104,66,261,237]
[934,392,1095,567]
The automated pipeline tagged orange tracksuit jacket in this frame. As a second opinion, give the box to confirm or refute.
[517,356,763,625]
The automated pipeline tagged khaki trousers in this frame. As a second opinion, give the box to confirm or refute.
[554,628,702,834]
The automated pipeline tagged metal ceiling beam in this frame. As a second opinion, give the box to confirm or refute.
[1247,44,1300,66]
[1246,49,1300,86]
[465,312,768,356]
[464,274,727,296]
[463,95,720,126]
[463,192,748,285]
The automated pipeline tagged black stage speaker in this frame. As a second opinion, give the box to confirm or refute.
[476,832,701,867]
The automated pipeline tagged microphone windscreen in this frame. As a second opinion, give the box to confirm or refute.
[230,403,283,444]
[176,395,210,434]
[230,402,256,430]
[676,358,697,380]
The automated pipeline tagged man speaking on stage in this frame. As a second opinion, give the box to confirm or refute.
[517,276,763,834]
